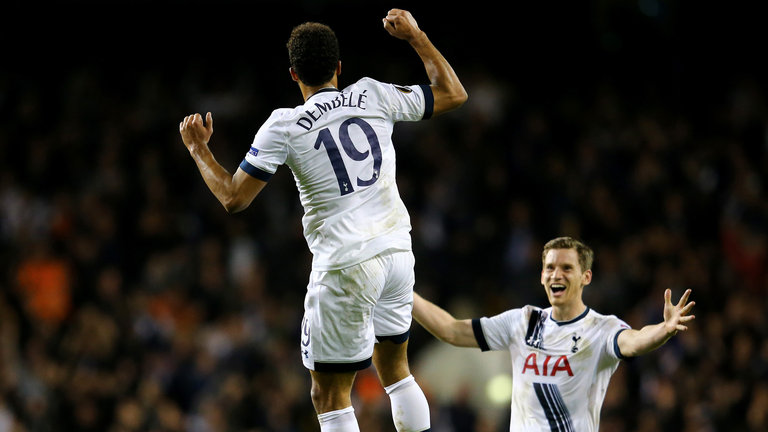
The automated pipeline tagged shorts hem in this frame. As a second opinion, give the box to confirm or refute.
[313,357,372,372]
[376,330,410,344]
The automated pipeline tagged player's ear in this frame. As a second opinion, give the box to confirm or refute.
[582,269,592,286]
[336,61,342,77]
[289,67,300,82]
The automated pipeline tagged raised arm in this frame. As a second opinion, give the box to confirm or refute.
[412,293,479,348]
[180,112,267,213]
[382,9,467,116]
[617,289,695,357]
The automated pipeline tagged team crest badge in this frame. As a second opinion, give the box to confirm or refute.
[571,334,581,353]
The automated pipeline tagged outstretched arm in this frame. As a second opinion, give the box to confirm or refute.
[412,293,479,348]
[617,289,695,357]
[383,9,467,116]
[179,112,267,213]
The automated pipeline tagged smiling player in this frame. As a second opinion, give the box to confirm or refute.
[412,236,695,431]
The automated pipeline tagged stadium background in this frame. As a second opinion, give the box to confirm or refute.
[1,0,766,430]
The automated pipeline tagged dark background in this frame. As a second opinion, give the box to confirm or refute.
[1,1,766,431]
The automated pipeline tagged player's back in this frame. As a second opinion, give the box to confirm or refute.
[245,78,431,271]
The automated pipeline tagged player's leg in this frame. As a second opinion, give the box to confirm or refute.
[373,250,431,432]
[373,337,431,431]
[300,265,380,432]
[310,370,360,432]
[373,338,411,386]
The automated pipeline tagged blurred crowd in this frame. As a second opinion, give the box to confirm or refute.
[2,2,767,431]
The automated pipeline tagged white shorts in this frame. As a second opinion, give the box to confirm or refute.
[300,249,415,372]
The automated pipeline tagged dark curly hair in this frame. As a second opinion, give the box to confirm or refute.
[287,22,340,87]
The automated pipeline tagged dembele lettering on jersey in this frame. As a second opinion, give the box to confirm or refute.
[296,90,369,131]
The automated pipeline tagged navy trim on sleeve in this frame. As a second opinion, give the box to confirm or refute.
[614,328,629,359]
[239,160,274,181]
[472,318,490,351]
[419,84,434,120]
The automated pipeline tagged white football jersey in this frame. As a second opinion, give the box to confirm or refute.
[474,306,630,432]
[240,78,433,271]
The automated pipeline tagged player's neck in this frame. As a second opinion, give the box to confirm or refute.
[299,78,339,102]
[551,302,587,322]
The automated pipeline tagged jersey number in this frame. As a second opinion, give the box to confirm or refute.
[313,118,382,196]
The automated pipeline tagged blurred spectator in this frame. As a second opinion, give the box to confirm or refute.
[14,241,72,330]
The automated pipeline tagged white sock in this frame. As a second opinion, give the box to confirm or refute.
[317,406,360,432]
[384,375,431,432]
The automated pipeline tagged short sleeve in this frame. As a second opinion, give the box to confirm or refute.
[374,80,434,122]
[477,308,524,352]
[604,316,632,360]
[240,110,289,180]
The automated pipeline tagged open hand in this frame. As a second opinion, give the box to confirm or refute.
[663,288,695,336]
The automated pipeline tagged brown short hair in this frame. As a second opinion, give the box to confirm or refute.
[542,237,594,272]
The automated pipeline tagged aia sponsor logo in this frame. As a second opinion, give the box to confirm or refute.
[522,352,573,377]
